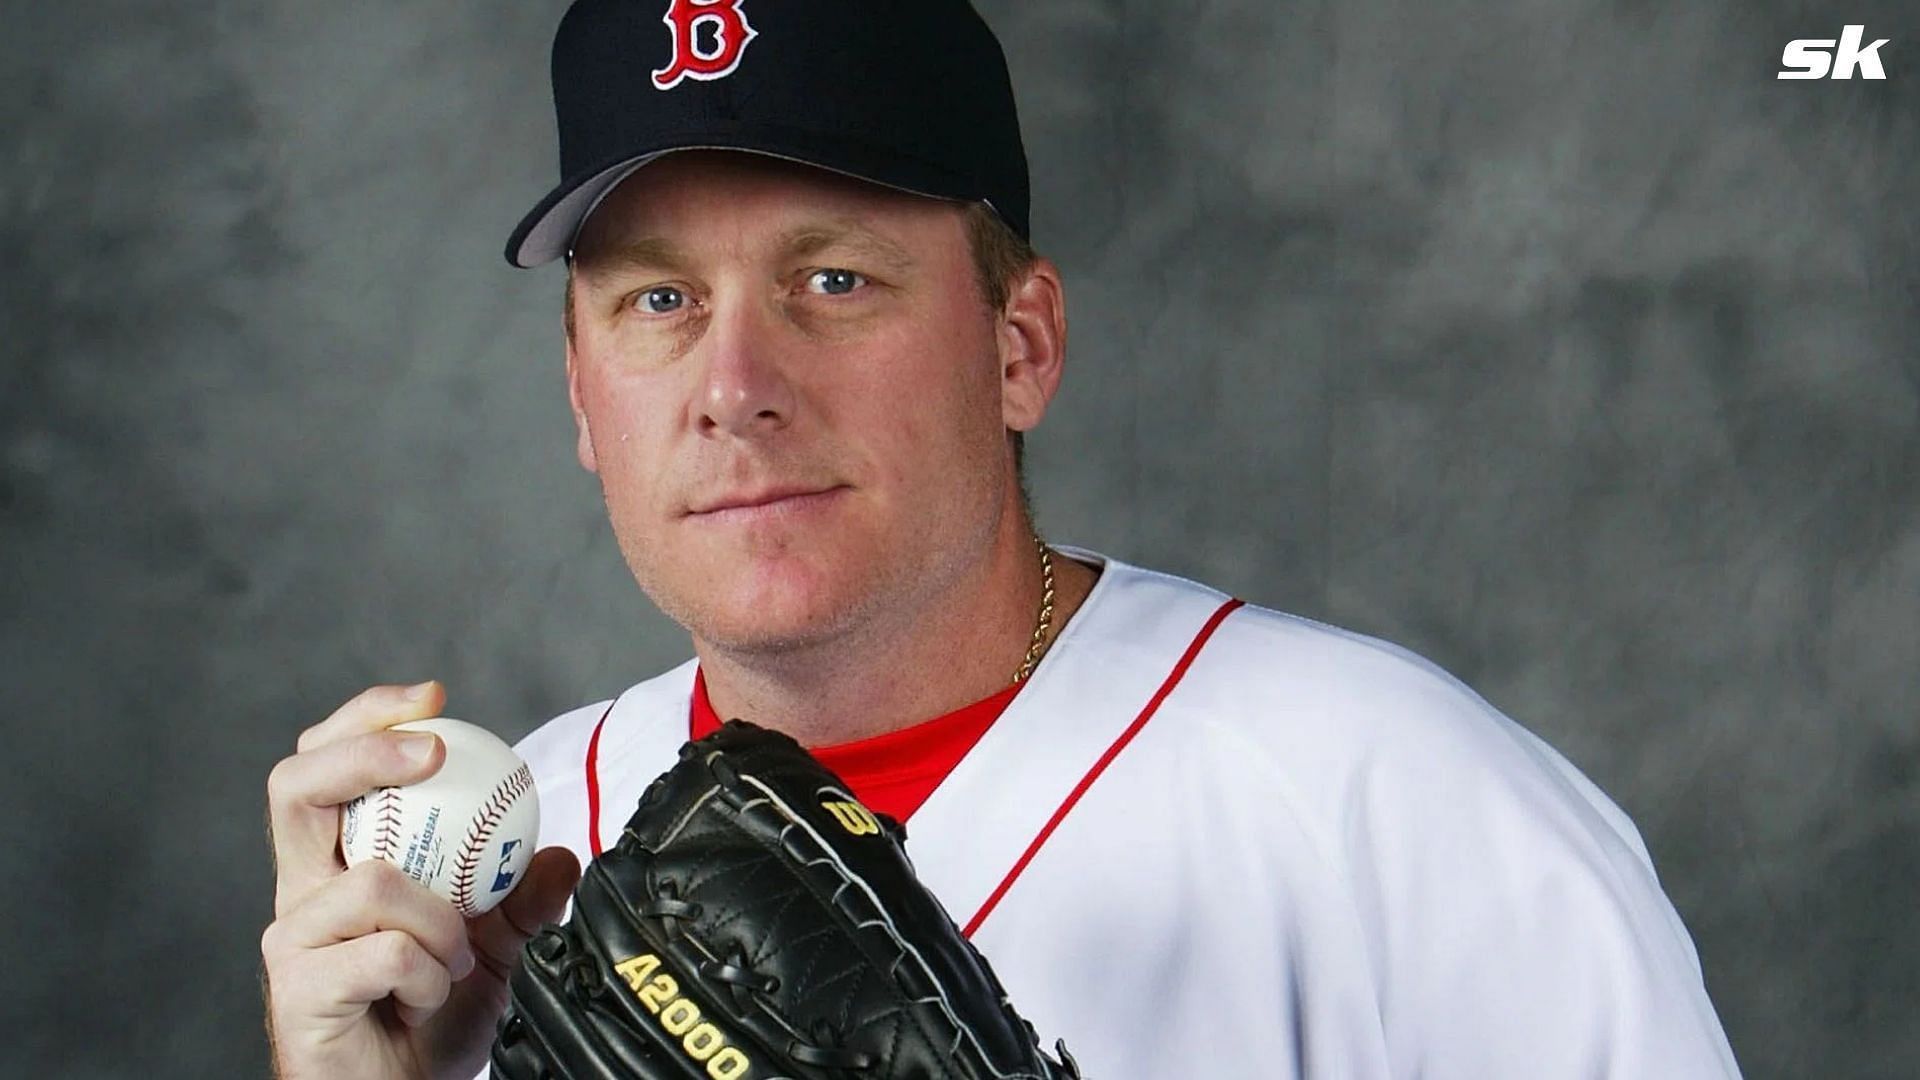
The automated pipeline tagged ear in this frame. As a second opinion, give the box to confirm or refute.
[565,331,600,475]
[998,256,1068,434]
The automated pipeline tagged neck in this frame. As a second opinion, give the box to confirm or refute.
[692,505,1099,747]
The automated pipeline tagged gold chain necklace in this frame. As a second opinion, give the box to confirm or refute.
[1011,536,1055,684]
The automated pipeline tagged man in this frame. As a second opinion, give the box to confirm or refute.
[261,2,1743,1077]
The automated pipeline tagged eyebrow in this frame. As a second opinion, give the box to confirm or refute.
[574,219,920,283]
[573,236,691,281]
[776,221,918,275]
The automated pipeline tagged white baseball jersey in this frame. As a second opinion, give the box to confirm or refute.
[510,548,1743,1078]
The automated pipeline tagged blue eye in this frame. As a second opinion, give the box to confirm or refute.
[807,269,866,296]
[637,287,686,314]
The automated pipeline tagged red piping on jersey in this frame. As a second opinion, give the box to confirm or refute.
[583,698,619,858]
[961,597,1245,938]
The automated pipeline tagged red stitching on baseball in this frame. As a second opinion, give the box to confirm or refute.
[450,763,535,915]
[370,787,405,862]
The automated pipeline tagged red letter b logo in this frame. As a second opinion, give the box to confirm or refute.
[653,0,758,91]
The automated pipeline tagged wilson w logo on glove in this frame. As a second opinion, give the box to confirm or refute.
[491,719,1080,1079]
[820,795,883,836]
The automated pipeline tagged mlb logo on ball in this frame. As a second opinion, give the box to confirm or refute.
[493,839,523,893]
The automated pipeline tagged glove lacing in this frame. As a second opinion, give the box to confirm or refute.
[642,873,877,1072]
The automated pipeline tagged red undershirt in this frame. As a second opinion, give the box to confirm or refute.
[689,667,1023,823]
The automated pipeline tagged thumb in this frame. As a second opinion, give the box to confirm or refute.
[469,845,582,978]
[506,846,583,931]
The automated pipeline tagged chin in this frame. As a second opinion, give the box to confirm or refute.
[688,591,870,657]
[661,547,884,656]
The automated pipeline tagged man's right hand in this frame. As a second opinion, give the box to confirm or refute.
[260,681,582,1080]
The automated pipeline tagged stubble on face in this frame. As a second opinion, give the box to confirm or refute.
[565,152,1016,668]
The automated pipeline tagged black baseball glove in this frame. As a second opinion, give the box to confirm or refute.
[490,719,1081,1079]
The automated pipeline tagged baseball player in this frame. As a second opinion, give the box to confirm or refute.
[261,2,1744,1077]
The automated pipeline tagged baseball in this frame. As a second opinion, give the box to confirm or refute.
[340,717,540,917]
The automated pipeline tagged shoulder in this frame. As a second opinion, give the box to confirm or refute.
[1071,551,1666,901]
[1074,553,1553,750]
[1205,598,1658,866]
[1082,554,1737,1071]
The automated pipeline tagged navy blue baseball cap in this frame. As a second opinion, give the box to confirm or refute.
[505,0,1031,268]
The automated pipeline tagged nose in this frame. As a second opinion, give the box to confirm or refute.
[693,293,795,439]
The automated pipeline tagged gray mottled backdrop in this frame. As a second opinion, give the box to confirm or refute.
[2,1,1913,1076]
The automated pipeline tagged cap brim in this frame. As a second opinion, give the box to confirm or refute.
[504,153,664,269]
[504,143,1002,269]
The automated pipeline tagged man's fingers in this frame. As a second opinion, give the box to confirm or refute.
[297,681,445,754]
[267,860,477,980]
[267,730,447,917]
[324,929,455,1025]
[468,846,582,978]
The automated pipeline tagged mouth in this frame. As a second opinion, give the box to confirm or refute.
[686,484,850,520]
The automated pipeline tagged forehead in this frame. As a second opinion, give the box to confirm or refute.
[572,150,967,261]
